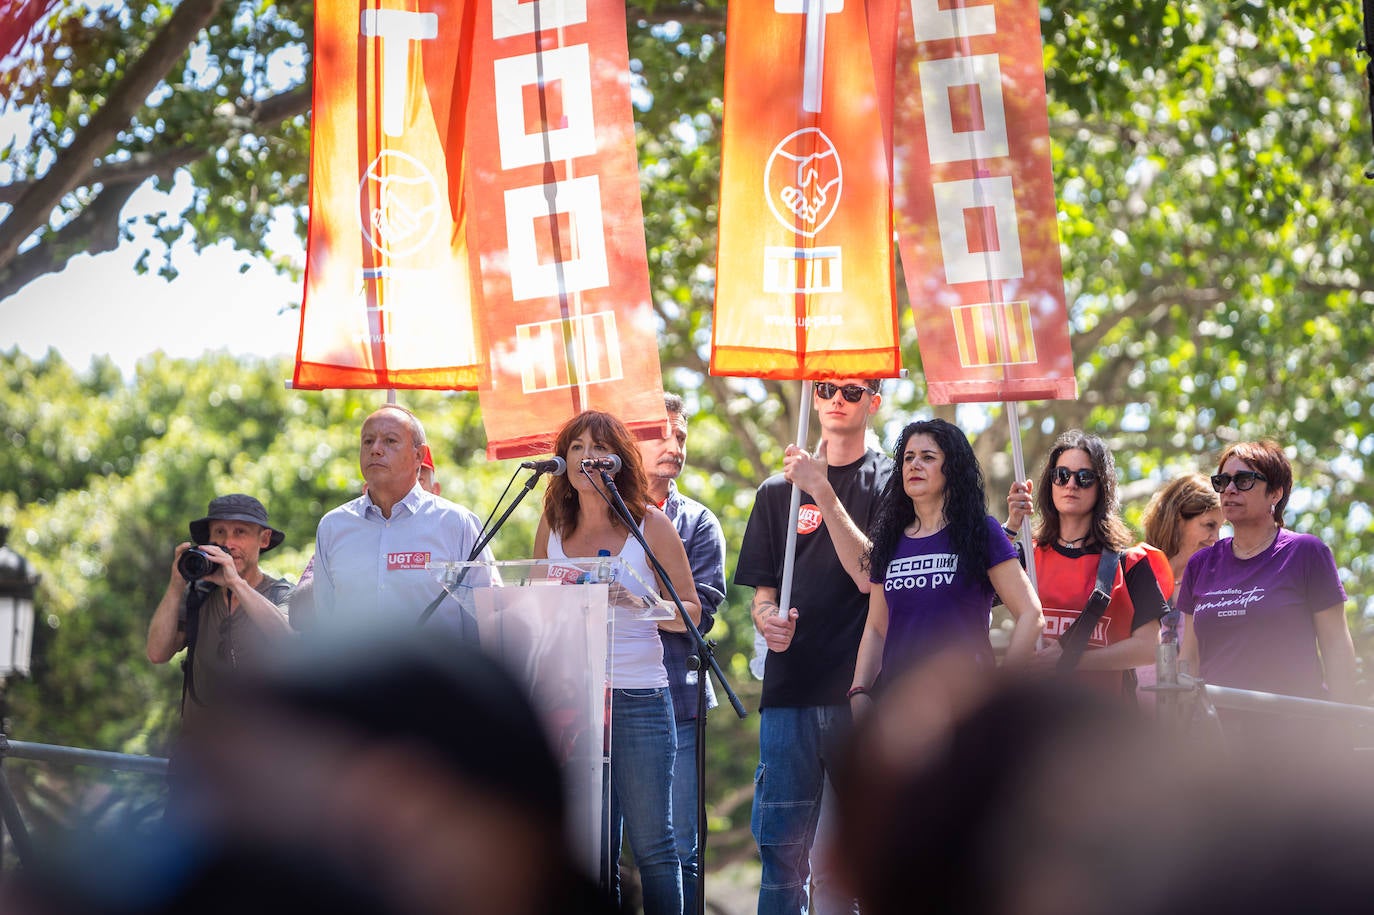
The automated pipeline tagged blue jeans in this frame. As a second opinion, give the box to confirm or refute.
[605,686,682,915]
[674,714,703,915]
[752,705,855,915]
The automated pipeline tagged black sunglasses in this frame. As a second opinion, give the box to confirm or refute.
[1051,466,1099,488]
[816,382,872,403]
[1210,471,1267,493]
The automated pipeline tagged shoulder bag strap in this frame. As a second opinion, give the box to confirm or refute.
[1056,549,1121,673]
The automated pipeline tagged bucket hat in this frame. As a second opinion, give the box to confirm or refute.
[189,494,286,551]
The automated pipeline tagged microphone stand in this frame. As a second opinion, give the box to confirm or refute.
[588,465,744,915]
[690,627,709,915]
[417,465,554,627]
[594,467,747,720]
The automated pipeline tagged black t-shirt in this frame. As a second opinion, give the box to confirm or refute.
[735,448,892,708]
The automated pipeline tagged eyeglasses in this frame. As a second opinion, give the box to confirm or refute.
[1210,471,1267,493]
[1051,466,1099,488]
[816,382,872,403]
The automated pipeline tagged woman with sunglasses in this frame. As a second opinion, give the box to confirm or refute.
[849,419,1042,702]
[1132,473,1223,705]
[1177,441,1356,712]
[1005,430,1168,696]
[534,410,701,915]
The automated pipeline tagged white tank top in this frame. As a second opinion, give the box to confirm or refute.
[547,525,667,689]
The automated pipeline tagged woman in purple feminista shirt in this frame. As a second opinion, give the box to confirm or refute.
[1177,440,1357,705]
[847,419,1043,710]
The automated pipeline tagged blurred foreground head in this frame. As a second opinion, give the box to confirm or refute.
[9,629,612,915]
[832,652,1374,915]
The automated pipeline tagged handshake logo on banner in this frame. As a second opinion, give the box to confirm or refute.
[762,128,844,296]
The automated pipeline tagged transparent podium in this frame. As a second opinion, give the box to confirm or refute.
[429,557,675,879]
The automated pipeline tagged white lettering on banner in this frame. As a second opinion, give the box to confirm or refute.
[505,176,610,300]
[493,45,597,168]
[933,177,1023,284]
[484,4,629,393]
[911,0,1031,361]
[516,312,624,393]
[774,0,843,113]
[763,246,843,294]
[909,0,995,42]
[360,10,439,138]
[492,0,588,41]
[921,55,1008,164]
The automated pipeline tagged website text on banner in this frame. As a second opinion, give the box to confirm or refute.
[295,1,485,391]
[894,0,1076,405]
[468,0,665,458]
[711,0,901,382]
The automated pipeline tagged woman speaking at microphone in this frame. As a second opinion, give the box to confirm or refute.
[534,409,700,915]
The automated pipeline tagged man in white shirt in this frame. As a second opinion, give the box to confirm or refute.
[304,404,493,632]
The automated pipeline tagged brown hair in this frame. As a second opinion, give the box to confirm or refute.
[541,411,652,537]
[1141,473,1221,558]
[1216,439,1291,527]
[1033,430,1133,551]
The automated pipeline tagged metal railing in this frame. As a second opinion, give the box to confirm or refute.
[1147,644,1374,745]
[0,733,169,867]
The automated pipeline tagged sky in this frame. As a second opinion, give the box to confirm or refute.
[2,168,305,377]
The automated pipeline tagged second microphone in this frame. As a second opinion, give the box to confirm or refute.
[580,455,622,473]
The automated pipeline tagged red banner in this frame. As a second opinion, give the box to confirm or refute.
[711,0,901,381]
[893,0,1075,404]
[466,0,665,458]
[294,0,486,391]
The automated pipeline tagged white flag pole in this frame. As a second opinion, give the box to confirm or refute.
[1005,399,1037,593]
[777,380,814,617]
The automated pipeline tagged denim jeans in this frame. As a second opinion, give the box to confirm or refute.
[674,713,703,915]
[605,686,682,915]
[752,704,855,915]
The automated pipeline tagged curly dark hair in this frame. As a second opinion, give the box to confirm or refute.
[1033,430,1132,550]
[864,419,994,589]
[541,411,651,538]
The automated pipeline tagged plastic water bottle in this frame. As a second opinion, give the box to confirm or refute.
[595,548,613,583]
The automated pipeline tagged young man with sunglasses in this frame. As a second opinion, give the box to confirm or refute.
[146,494,293,726]
[736,377,891,915]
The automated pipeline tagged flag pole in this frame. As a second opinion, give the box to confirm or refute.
[1004,399,1037,592]
[777,380,814,617]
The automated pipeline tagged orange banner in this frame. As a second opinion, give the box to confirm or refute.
[711,0,901,381]
[294,0,486,391]
[893,0,1075,404]
[466,0,665,458]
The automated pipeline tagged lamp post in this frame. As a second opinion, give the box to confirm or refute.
[0,527,38,689]
[0,527,37,871]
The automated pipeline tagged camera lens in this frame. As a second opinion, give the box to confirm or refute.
[177,547,216,581]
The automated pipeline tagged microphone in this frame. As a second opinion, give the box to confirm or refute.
[580,455,622,473]
[519,456,567,476]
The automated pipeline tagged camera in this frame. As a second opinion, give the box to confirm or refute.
[178,545,225,582]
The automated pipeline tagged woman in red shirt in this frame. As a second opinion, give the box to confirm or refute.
[1005,430,1169,697]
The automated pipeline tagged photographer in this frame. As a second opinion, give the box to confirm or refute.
[146,494,293,725]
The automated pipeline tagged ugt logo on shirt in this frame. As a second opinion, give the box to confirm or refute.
[386,551,431,571]
[797,504,823,535]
